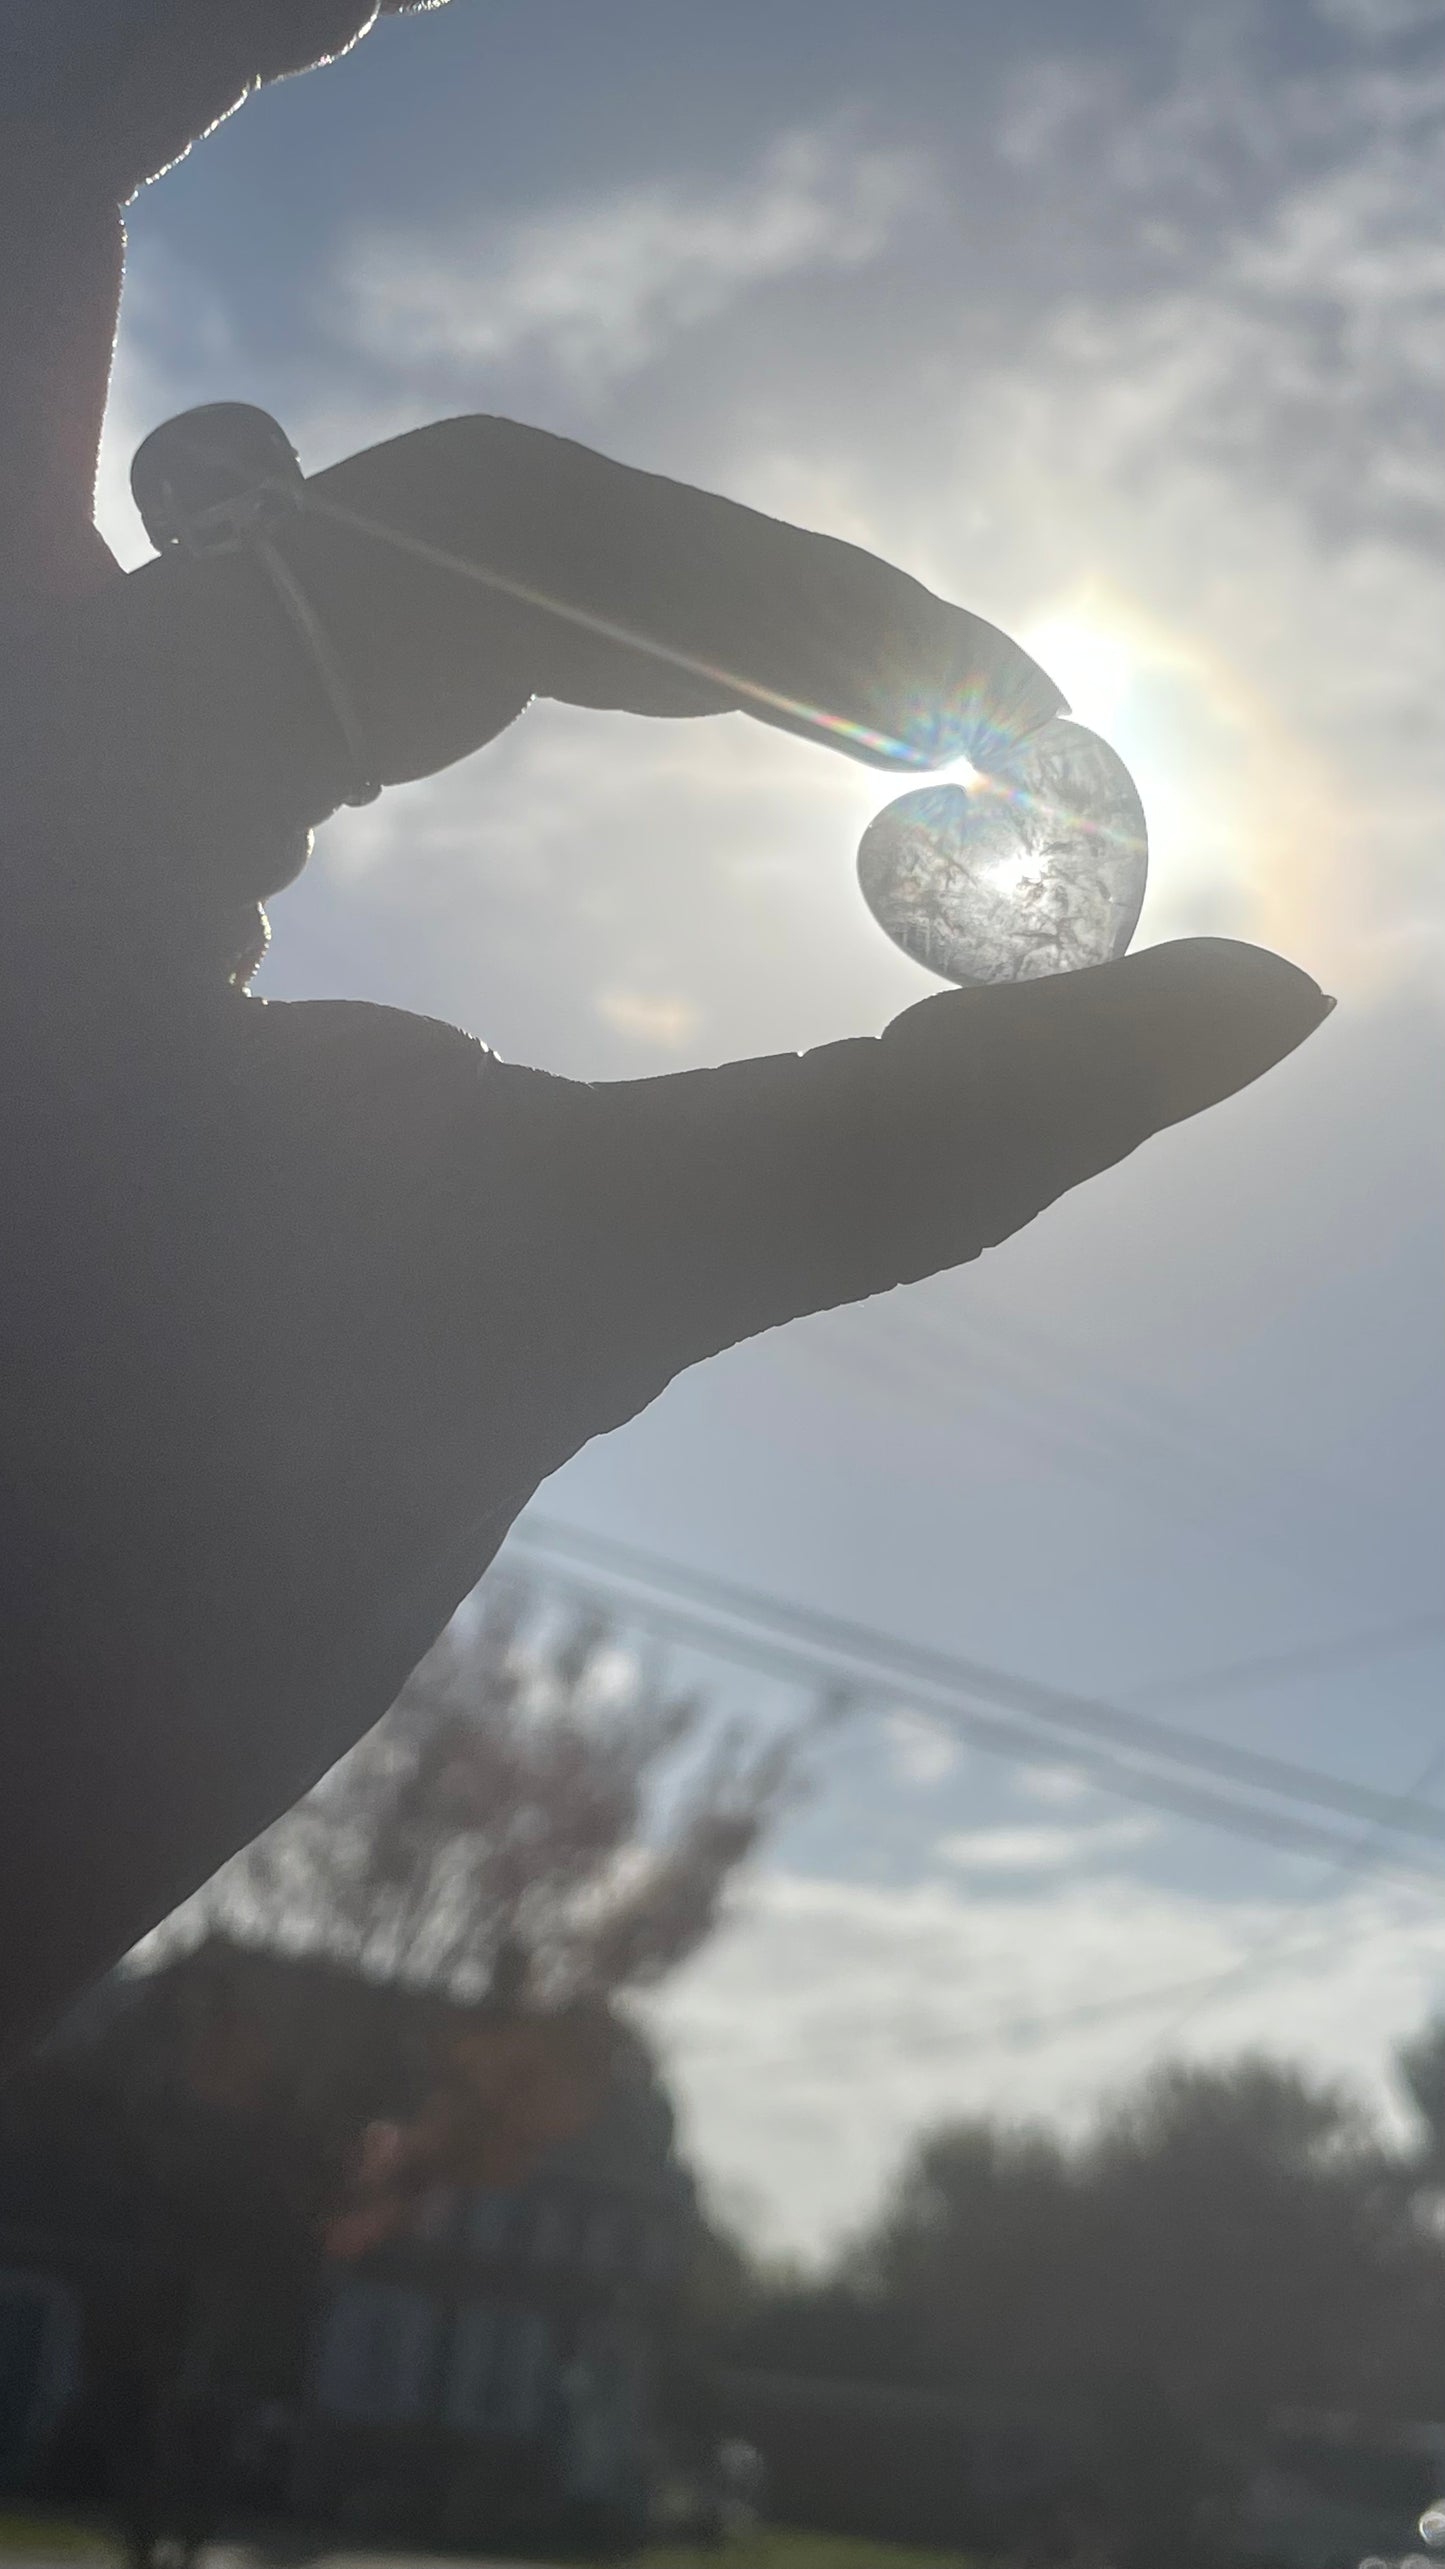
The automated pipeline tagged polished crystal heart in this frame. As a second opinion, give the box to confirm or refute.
[856,716,1148,988]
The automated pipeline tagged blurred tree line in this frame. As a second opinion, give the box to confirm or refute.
[10,1569,1445,2568]
[0,1577,803,2564]
[13,1570,800,2243]
[707,2030,1445,2564]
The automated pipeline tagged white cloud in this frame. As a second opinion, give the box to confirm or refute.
[110,27,1445,1039]
[594,987,702,1049]
[641,1865,1445,2257]
[937,1818,1157,1872]
[996,58,1125,174]
[1315,0,1445,35]
[1018,1765,1091,1806]
[301,689,933,1080]
[95,295,195,570]
[95,243,252,569]
[883,1709,961,1788]
[697,41,1445,991]
[337,125,925,389]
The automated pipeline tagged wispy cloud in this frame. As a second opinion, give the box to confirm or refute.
[1018,1765,1092,1807]
[696,36,1445,983]
[1316,0,1445,35]
[936,1819,1157,1873]
[96,246,247,569]
[884,1709,961,1788]
[336,125,925,390]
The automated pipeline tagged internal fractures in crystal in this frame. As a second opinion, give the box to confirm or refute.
[857,716,1149,989]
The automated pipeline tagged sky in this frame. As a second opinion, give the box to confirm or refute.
[97,0,1445,2256]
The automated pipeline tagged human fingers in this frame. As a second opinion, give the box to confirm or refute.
[64,408,1062,905]
[288,414,1066,783]
[878,938,1334,1269]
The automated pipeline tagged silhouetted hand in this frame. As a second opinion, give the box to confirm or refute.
[0,3,1333,2061]
[0,1,438,596]
[91,0,441,201]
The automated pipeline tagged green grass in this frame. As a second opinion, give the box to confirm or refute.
[0,2519,117,2562]
[0,2516,982,2569]
[637,2535,983,2569]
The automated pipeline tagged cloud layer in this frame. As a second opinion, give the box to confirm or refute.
[643,1856,1445,2255]
[338,125,924,390]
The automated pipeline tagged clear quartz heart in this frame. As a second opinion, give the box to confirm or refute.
[856,716,1148,988]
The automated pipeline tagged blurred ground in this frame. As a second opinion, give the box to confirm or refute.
[0,2524,984,2569]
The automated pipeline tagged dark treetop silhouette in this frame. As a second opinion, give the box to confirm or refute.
[0,0,1331,2062]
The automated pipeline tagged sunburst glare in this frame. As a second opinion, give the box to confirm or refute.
[1021,609,1137,734]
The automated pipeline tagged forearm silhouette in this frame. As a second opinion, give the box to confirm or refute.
[0,0,1331,2059]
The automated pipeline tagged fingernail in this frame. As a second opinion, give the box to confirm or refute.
[1320,994,1338,1017]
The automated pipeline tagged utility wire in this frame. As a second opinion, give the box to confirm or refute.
[307,480,1426,1690]
[1133,1743,1445,2057]
[817,1302,1260,1509]
[795,1319,1210,1525]
[900,1887,1445,2058]
[502,1528,1445,2030]
[509,1556,1445,1878]
[839,1292,1333,1514]
[509,1516,1445,1849]
[805,1304,1364,1588]
[508,1537,1445,2040]
[1126,1616,1445,1711]
[302,484,1445,1944]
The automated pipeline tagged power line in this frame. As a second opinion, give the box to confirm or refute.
[817,1301,1262,1510]
[1133,1741,1445,2057]
[907,1887,1445,2059]
[513,1558,1445,1877]
[302,479,1445,1992]
[796,1318,1216,1528]
[508,1516,1445,1851]
[1126,1615,1445,1711]
[804,1302,1363,1587]
[872,1293,1333,1513]
[501,1525,1445,2040]
[318,479,1429,1726]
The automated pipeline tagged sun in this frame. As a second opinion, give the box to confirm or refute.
[849,599,1145,831]
[1020,609,1137,732]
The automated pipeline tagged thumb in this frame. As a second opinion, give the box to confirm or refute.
[878,938,1333,1264]
[1120,937,1334,1126]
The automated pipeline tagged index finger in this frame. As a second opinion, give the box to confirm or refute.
[299,414,1067,776]
[71,410,1065,896]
